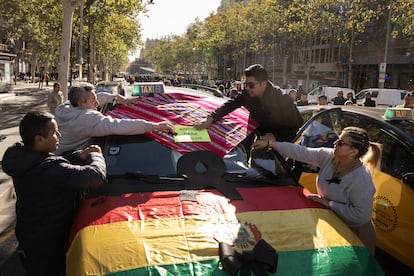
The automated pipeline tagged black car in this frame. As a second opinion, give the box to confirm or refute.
[65,85,385,275]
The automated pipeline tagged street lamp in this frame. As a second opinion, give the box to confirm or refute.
[378,0,393,89]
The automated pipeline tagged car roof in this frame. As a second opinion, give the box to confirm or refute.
[96,81,121,86]
[126,82,228,100]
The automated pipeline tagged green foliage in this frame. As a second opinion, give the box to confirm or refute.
[1,0,145,73]
[2,0,413,77]
[145,0,413,79]
[0,0,62,66]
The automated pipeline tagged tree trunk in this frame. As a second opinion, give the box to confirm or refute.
[88,22,95,84]
[58,0,80,101]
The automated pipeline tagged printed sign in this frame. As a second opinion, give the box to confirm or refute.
[132,82,165,96]
[173,126,211,143]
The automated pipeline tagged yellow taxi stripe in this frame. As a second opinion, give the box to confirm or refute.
[66,208,363,276]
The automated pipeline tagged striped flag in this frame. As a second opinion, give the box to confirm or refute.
[67,186,384,275]
[106,92,258,157]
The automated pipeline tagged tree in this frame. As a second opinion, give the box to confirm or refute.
[59,0,82,100]
[0,0,62,82]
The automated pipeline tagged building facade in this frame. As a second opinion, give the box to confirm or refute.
[0,43,16,92]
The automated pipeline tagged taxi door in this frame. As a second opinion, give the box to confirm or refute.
[292,107,414,269]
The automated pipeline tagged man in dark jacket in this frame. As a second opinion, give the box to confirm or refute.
[2,111,107,276]
[364,92,376,107]
[332,90,347,105]
[194,64,303,142]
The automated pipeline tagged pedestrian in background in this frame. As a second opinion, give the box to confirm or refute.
[333,90,346,105]
[47,82,63,115]
[2,111,107,276]
[45,72,50,86]
[252,126,382,255]
[346,92,356,104]
[364,92,376,107]
[38,72,44,89]
[229,87,239,99]
[318,95,328,105]
[235,81,243,93]
[396,93,414,109]
[296,93,309,106]
[194,64,303,143]
[289,89,298,103]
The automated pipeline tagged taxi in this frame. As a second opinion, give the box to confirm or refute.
[294,105,414,269]
[66,84,385,275]
[95,80,126,96]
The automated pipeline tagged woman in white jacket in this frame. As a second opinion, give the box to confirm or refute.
[55,84,175,155]
[252,126,382,255]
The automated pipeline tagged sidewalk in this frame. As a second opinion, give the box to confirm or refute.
[0,81,50,99]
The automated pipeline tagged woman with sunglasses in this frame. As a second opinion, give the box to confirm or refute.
[194,64,303,143]
[252,126,382,255]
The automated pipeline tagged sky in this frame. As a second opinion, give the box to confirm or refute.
[129,0,222,60]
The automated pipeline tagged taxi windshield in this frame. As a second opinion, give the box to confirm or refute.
[101,135,293,184]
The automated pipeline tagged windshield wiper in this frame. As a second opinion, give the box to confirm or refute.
[108,171,187,183]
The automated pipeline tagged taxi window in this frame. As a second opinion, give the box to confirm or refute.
[104,135,178,176]
[300,111,339,148]
[341,112,413,180]
[381,139,414,178]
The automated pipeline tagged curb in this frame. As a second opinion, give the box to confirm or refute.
[14,88,45,96]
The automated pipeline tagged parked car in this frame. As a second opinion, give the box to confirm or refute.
[355,88,410,107]
[294,105,414,270]
[66,84,384,276]
[95,81,125,96]
[307,86,355,104]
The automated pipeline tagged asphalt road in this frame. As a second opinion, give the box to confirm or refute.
[0,82,413,275]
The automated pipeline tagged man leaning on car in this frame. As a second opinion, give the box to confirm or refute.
[54,83,176,155]
[194,64,303,143]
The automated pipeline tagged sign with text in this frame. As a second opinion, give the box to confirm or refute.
[132,82,165,96]
[173,126,211,143]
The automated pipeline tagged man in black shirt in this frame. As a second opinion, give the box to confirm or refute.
[364,92,376,107]
[194,64,303,142]
[333,90,346,105]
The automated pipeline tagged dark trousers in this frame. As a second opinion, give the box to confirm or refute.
[18,248,66,276]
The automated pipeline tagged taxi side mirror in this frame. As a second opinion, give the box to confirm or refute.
[402,173,414,189]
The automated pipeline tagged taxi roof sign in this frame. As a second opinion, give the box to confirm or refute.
[383,107,413,120]
[132,82,165,97]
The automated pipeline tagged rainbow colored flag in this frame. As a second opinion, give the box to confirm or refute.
[106,92,258,157]
[67,186,384,275]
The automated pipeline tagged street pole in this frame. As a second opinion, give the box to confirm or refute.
[78,2,84,81]
[378,0,393,89]
[58,0,83,100]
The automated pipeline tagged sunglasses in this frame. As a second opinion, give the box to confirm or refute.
[244,81,260,89]
[335,139,352,147]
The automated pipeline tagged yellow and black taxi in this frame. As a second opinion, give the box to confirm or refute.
[66,83,384,275]
[294,105,414,270]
